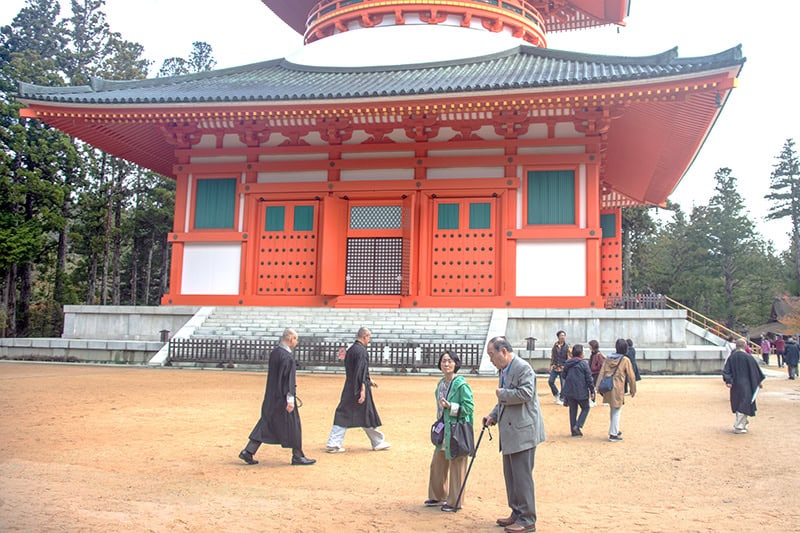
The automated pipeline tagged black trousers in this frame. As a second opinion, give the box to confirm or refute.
[245,439,303,458]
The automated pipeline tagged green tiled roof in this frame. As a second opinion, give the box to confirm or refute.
[18,44,744,104]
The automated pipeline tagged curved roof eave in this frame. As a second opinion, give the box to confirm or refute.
[17,45,745,107]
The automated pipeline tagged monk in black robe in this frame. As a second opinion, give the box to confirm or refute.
[239,328,315,465]
[722,338,765,434]
[325,327,391,453]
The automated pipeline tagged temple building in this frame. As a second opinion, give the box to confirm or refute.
[17,0,744,309]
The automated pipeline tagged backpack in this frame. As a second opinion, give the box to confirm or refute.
[590,352,605,374]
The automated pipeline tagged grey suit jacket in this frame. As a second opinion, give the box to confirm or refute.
[488,355,546,454]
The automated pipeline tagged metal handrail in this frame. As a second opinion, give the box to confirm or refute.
[664,296,760,354]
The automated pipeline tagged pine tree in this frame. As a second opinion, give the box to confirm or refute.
[765,138,800,293]
[703,168,757,328]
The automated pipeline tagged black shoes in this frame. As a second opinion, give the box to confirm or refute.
[571,427,583,437]
[239,450,258,465]
[424,499,440,507]
[441,504,459,512]
[291,456,316,466]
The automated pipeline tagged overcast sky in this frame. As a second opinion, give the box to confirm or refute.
[2,0,798,250]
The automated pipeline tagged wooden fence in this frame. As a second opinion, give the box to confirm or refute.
[168,338,484,372]
[605,293,667,310]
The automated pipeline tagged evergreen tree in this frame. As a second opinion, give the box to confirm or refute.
[158,41,216,77]
[765,138,800,293]
[621,205,657,293]
[702,168,757,328]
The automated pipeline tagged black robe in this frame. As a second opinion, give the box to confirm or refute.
[248,345,302,450]
[722,349,765,416]
[332,341,382,428]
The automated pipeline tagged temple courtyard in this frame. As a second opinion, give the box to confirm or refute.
[1,361,798,532]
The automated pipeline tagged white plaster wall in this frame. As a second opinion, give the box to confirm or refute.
[428,148,505,157]
[516,241,586,296]
[181,242,241,295]
[342,151,415,159]
[340,168,413,181]
[260,153,328,162]
[517,145,585,155]
[427,167,504,179]
[257,171,328,182]
[189,155,246,164]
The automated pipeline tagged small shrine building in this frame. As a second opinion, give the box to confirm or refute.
[18,0,745,309]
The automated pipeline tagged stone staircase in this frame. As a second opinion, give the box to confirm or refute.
[191,307,493,344]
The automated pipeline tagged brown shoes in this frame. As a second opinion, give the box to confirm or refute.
[496,517,515,527]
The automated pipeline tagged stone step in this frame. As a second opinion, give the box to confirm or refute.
[192,306,492,344]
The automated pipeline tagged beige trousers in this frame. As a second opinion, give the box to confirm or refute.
[427,449,468,507]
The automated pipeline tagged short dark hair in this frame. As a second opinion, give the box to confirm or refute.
[589,339,599,351]
[556,330,566,337]
[438,351,462,372]
[615,338,628,355]
[572,344,583,358]
[626,338,634,347]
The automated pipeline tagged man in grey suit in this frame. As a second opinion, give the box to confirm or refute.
[484,336,546,533]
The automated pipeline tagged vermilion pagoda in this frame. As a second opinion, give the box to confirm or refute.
[18,1,744,309]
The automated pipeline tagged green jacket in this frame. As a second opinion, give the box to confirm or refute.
[434,375,474,460]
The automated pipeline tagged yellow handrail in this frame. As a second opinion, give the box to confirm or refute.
[664,296,761,354]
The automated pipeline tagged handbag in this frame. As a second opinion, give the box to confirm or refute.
[597,359,622,394]
[431,379,453,446]
[449,420,475,458]
[430,417,445,446]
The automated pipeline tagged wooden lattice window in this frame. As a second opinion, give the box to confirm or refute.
[194,178,236,229]
[526,170,575,225]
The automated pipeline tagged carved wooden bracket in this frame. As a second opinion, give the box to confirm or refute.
[573,106,624,136]
[161,122,202,149]
[491,110,531,139]
[360,12,383,28]
[237,121,271,147]
[420,10,447,24]
[278,128,312,146]
[364,125,397,144]
[404,114,440,142]
[317,117,354,145]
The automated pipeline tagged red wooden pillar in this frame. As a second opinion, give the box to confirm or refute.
[318,195,347,297]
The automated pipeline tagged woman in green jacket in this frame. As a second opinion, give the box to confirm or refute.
[424,351,474,512]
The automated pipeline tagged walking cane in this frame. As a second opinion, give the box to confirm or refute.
[453,424,492,512]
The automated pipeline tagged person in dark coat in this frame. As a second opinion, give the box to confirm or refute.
[624,338,641,394]
[326,327,391,452]
[722,338,765,434]
[239,328,315,465]
[561,344,595,437]
[548,330,570,405]
[783,336,800,380]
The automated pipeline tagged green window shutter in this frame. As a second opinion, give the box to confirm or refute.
[293,205,314,231]
[526,170,575,225]
[437,203,460,230]
[469,202,491,229]
[600,214,617,238]
[265,206,285,231]
[194,178,236,229]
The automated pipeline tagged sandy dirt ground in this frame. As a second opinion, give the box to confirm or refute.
[1,361,799,532]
